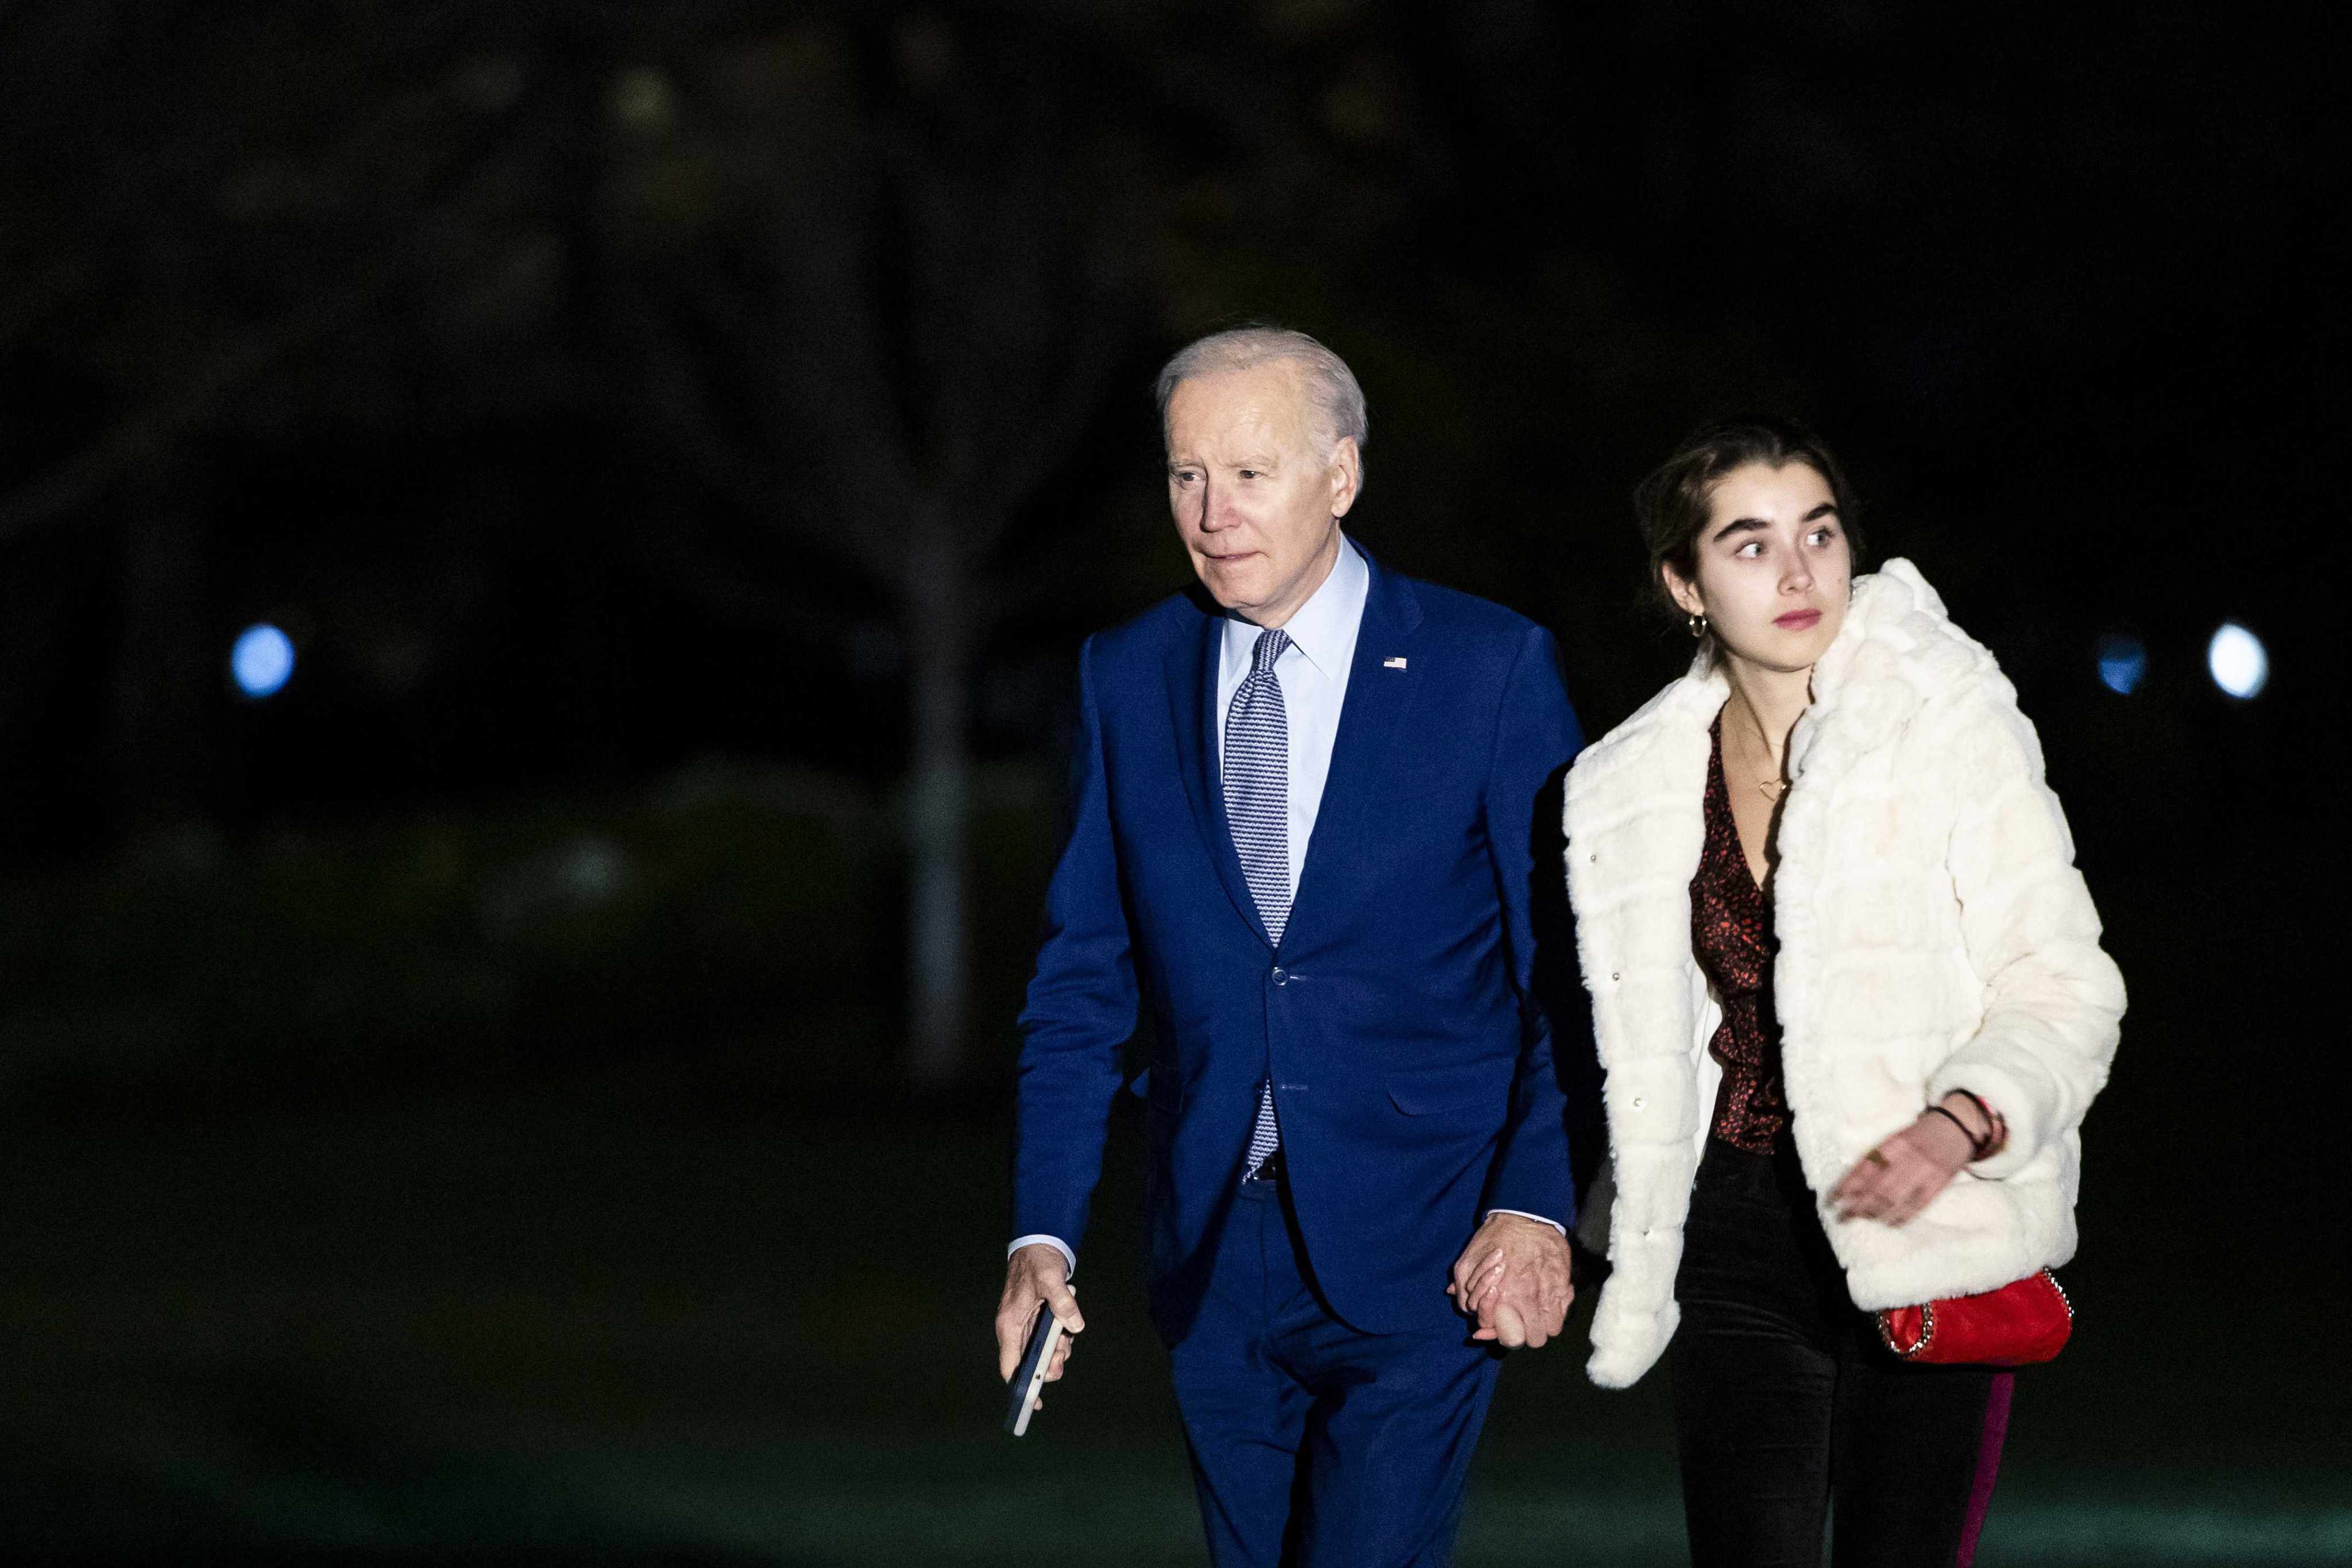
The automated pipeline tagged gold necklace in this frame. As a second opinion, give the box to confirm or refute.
[1729,695,1790,803]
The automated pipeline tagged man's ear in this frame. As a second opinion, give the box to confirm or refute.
[1327,437,1361,519]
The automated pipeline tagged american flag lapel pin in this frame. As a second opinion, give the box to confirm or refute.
[1382,656,1408,670]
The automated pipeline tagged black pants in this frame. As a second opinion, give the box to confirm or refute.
[1669,1138,2013,1568]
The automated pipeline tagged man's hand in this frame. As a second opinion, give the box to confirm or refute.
[995,1243,1084,1406]
[1449,1212,1571,1349]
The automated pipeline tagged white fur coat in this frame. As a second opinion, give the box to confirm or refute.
[1565,558,2126,1389]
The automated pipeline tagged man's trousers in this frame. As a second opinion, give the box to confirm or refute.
[1168,1176,1504,1567]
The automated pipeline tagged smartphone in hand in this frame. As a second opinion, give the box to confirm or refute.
[1003,1307,1065,1436]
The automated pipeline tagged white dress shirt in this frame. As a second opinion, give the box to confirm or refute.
[1010,535,1557,1281]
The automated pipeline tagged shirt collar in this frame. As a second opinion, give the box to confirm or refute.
[1223,532,1368,680]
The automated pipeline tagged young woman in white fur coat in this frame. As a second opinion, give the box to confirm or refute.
[1542,422,2125,1566]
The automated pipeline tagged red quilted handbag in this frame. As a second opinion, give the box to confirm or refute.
[1876,1268,2073,1366]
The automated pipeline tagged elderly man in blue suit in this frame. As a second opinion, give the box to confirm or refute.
[994,326,1585,1566]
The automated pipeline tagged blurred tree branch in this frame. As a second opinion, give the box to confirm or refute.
[602,17,1141,1088]
[0,20,574,544]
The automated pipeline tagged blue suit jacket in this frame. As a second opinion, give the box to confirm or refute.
[1013,550,1587,1340]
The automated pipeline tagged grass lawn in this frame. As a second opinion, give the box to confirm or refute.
[3,1087,2343,1565]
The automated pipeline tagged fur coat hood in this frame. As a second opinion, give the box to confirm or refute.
[1564,558,2126,1388]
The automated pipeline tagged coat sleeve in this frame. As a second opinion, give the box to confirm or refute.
[1478,624,1589,1224]
[1010,636,1140,1248]
[1926,678,2126,1179]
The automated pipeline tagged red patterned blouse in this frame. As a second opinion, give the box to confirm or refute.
[1691,712,1791,1154]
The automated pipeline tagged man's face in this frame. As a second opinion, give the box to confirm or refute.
[1164,361,1359,628]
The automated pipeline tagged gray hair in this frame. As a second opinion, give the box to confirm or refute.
[1154,325,1369,483]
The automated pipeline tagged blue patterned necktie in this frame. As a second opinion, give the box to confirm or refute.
[1224,627,1291,1180]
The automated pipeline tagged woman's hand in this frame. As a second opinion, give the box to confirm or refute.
[1827,1107,1976,1226]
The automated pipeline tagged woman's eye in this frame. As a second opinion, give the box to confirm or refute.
[1238,469,1258,480]
[1808,527,1835,546]
[1735,541,1764,558]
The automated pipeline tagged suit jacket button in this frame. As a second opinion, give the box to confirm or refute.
[1271,966,1288,986]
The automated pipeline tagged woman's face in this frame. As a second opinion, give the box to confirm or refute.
[1664,461,1853,673]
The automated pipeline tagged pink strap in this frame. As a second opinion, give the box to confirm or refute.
[1955,1371,2015,1566]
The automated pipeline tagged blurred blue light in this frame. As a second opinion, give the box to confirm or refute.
[2207,623,2268,700]
[231,623,296,698]
[2095,634,2147,696]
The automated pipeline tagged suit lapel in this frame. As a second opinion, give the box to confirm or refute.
[1286,557,1424,945]
[1165,602,1275,947]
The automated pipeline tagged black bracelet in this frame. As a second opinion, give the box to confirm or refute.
[1946,1088,2004,1156]
[1925,1102,1990,1160]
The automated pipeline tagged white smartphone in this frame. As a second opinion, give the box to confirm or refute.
[1003,1308,1066,1437]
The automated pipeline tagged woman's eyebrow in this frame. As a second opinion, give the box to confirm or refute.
[1710,502,1838,542]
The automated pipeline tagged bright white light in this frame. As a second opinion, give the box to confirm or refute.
[2206,623,2268,700]
[2095,634,2146,696]
[231,623,296,699]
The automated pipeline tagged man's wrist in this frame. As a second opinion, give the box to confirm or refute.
[1484,1208,1566,1238]
[1008,1234,1077,1279]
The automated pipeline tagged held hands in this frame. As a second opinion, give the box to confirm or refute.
[995,1243,1083,1407]
[1825,1093,1990,1225]
[1450,1212,1572,1349]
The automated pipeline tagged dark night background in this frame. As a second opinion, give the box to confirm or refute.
[2,3,2344,1563]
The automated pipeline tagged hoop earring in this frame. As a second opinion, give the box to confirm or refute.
[1687,612,1709,640]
